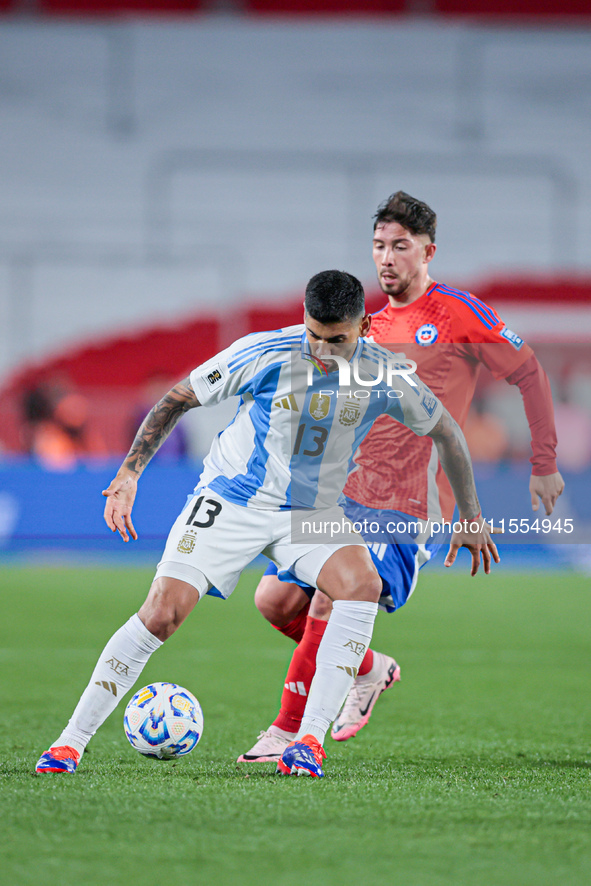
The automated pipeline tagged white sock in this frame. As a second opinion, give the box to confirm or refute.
[298,599,378,745]
[53,613,163,756]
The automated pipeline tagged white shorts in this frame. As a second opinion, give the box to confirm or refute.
[154,488,366,599]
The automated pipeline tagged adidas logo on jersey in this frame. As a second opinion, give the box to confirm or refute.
[274,394,299,411]
[369,542,388,560]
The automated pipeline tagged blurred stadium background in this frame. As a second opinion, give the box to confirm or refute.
[0,0,590,566]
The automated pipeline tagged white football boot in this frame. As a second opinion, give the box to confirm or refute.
[236,726,296,763]
[331,652,401,741]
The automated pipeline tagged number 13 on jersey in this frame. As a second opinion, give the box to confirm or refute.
[293,423,328,457]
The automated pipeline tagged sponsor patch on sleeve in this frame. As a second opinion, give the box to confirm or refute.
[500,326,524,350]
[202,363,225,390]
[420,390,438,417]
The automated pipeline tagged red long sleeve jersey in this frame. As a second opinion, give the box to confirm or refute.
[344,281,536,523]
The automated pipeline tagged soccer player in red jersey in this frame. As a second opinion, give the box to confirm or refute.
[238,191,564,763]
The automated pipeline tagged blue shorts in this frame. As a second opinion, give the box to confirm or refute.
[263,497,441,614]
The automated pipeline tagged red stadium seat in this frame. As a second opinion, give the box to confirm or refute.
[0,316,220,454]
[476,278,591,305]
[246,0,405,14]
[39,0,203,14]
[436,0,590,14]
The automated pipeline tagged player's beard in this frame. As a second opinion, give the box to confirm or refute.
[379,273,410,297]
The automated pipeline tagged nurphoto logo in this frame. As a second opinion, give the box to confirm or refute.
[303,353,418,389]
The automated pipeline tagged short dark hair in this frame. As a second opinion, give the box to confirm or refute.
[304,270,365,324]
[373,191,436,242]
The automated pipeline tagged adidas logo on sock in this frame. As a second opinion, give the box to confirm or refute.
[284,681,307,696]
[336,665,359,678]
[96,680,117,696]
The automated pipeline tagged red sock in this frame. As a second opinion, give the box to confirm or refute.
[358,648,374,676]
[272,602,310,644]
[273,616,327,734]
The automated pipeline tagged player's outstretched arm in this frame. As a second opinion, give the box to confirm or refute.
[103,377,201,542]
[427,408,500,576]
[503,354,565,516]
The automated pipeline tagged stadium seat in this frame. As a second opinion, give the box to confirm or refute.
[39,0,204,14]
[246,1,405,14]
[435,0,590,15]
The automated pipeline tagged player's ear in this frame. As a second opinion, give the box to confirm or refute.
[303,303,307,323]
[360,314,372,337]
[424,242,437,264]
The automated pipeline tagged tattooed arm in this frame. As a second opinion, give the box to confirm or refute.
[103,377,200,542]
[427,408,500,575]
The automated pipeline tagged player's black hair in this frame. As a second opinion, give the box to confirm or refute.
[373,191,437,243]
[304,270,365,324]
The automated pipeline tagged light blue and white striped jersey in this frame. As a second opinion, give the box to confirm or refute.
[190,325,443,510]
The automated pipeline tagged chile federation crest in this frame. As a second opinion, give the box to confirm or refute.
[415,323,439,346]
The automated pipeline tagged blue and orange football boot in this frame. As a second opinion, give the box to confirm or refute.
[276,734,326,777]
[35,745,81,774]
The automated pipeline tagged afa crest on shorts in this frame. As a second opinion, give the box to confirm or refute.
[177,533,196,554]
[415,323,438,346]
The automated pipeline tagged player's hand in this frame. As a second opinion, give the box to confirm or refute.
[445,517,501,576]
[102,471,139,542]
[530,471,565,516]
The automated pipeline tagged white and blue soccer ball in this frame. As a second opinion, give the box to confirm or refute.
[123,682,204,760]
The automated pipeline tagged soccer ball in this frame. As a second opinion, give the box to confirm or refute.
[123,682,204,760]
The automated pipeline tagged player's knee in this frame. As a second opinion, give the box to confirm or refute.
[349,566,382,603]
[309,592,333,620]
[139,577,199,641]
[317,549,382,603]
[254,575,305,626]
[139,604,177,641]
[321,568,381,604]
[254,577,288,624]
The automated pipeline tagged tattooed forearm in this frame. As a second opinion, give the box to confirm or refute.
[428,409,480,520]
[123,377,200,476]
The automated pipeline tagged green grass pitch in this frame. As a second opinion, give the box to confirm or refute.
[1,562,590,885]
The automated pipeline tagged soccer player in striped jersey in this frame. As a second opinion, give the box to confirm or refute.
[238,192,564,763]
[35,269,497,778]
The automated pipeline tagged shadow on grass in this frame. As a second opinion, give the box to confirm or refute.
[520,756,591,770]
